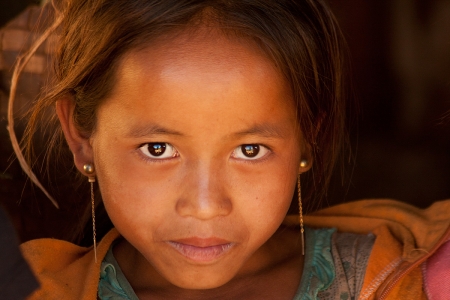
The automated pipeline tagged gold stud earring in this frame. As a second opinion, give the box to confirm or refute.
[297,173,305,256]
[300,159,308,168]
[83,164,97,263]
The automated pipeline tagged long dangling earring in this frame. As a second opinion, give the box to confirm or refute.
[83,164,97,263]
[298,159,307,256]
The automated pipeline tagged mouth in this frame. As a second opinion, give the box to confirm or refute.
[167,238,234,263]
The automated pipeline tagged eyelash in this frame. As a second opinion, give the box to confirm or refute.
[136,143,272,163]
[231,144,272,163]
[137,142,179,163]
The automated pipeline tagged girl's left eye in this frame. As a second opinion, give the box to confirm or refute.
[231,144,270,160]
[138,143,178,159]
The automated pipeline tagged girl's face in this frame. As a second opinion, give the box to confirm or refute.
[72,28,310,289]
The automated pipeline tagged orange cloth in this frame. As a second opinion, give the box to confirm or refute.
[22,199,450,299]
[22,229,120,300]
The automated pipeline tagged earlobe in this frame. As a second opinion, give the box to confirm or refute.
[56,97,95,176]
[298,142,313,173]
[299,114,322,174]
[298,158,312,173]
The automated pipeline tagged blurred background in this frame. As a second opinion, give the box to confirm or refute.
[328,0,450,207]
[1,0,450,243]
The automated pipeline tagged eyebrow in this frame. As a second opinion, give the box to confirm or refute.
[233,123,288,139]
[127,124,184,138]
[127,122,288,139]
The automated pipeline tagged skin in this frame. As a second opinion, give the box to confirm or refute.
[57,27,312,299]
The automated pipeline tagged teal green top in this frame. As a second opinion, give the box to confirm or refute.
[98,227,374,300]
[294,228,335,300]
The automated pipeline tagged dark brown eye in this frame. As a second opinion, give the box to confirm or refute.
[148,143,166,156]
[139,143,178,160]
[241,144,260,157]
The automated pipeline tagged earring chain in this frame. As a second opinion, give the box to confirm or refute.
[297,174,305,255]
[89,177,97,263]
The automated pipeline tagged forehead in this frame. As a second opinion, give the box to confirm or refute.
[115,26,290,95]
[98,27,296,136]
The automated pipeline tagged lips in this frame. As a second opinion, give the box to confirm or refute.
[167,237,234,263]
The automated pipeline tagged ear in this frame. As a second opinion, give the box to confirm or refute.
[298,141,313,174]
[298,112,324,174]
[56,97,95,177]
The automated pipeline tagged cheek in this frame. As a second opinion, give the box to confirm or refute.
[93,144,178,238]
[231,159,298,239]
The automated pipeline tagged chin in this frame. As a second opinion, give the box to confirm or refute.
[166,268,236,290]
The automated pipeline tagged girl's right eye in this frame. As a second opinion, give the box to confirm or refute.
[138,143,178,159]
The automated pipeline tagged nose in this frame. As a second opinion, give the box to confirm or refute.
[176,161,232,219]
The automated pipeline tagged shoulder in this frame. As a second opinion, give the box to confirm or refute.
[296,199,450,273]
[293,228,373,300]
[286,199,450,299]
[21,229,121,300]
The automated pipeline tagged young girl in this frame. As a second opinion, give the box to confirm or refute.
[13,0,450,299]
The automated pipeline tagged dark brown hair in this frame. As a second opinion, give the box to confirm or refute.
[19,0,349,219]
